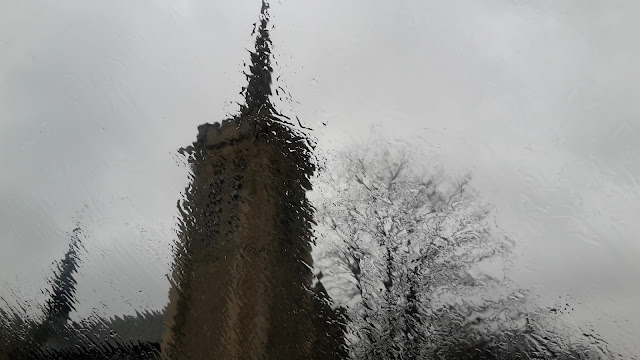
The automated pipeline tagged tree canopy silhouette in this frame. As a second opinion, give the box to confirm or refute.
[312,139,612,359]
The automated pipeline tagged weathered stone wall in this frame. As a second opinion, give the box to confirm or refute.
[162,115,345,360]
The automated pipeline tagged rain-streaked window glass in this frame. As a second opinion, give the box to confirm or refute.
[1,0,638,359]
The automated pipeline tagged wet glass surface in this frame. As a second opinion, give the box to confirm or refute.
[1,0,639,358]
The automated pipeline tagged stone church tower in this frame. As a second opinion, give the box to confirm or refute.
[161,1,346,359]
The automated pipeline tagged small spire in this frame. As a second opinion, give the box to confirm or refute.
[241,0,274,116]
[33,229,83,344]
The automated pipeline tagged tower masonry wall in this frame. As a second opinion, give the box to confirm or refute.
[162,116,342,360]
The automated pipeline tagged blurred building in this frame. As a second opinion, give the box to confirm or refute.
[161,1,345,359]
[0,1,344,359]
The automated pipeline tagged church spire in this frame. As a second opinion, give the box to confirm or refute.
[241,0,274,116]
[31,228,83,347]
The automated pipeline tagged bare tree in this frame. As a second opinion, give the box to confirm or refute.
[311,140,610,359]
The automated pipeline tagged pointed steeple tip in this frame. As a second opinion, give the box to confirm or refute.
[240,0,275,116]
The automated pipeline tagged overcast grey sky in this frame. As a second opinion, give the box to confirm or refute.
[1,0,639,356]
